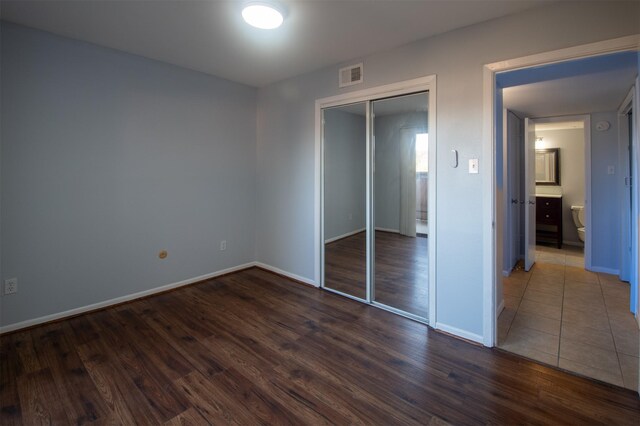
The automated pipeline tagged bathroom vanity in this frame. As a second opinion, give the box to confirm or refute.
[536,195,563,249]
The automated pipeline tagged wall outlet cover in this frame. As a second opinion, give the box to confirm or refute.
[4,278,18,295]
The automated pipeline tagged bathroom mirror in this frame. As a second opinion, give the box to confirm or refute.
[535,148,560,185]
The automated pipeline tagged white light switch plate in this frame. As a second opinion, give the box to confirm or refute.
[469,159,479,174]
[607,166,615,175]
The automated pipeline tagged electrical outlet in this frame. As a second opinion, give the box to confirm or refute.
[220,240,227,251]
[348,213,353,220]
[4,278,17,295]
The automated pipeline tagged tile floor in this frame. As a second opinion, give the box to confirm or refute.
[498,245,639,391]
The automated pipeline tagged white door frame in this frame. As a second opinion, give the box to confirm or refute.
[618,88,634,283]
[482,34,640,347]
[315,75,437,325]
[529,114,592,268]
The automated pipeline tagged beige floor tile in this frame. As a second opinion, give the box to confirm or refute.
[531,265,564,278]
[503,344,558,366]
[564,279,601,294]
[504,295,522,310]
[562,307,610,331]
[518,298,562,320]
[536,255,565,266]
[565,268,599,284]
[608,311,640,333]
[598,272,624,284]
[564,256,584,268]
[563,293,607,314]
[526,280,564,296]
[559,338,620,372]
[618,353,639,391]
[604,295,631,314]
[503,280,527,298]
[522,288,563,307]
[511,311,561,336]
[558,358,624,387]
[503,326,559,356]
[612,329,639,357]
[601,283,631,300]
[498,306,517,324]
[560,322,615,351]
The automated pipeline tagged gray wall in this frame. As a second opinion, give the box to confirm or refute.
[535,128,585,245]
[374,112,427,231]
[591,111,622,272]
[255,1,640,338]
[323,108,366,240]
[1,23,257,326]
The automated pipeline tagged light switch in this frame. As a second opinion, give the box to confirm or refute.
[607,166,615,175]
[469,159,479,174]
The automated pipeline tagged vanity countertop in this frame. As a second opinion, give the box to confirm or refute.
[536,194,562,198]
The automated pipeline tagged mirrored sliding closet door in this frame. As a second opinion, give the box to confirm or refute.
[322,102,368,300]
[321,90,430,322]
[372,92,429,320]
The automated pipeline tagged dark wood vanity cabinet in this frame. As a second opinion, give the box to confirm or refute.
[536,196,563,249]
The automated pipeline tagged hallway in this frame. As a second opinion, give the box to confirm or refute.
[498,245,639,390]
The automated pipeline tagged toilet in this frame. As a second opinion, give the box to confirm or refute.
[571,205,585,242]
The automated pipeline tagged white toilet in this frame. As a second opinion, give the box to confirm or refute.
[571,205,585,242]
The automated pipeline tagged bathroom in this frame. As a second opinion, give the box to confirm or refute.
[534,120,585,265]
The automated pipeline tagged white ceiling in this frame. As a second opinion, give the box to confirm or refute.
[1,0,552,87]
[503,67,637,118]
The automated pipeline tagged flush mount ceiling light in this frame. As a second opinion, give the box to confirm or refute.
[242,2,284,29]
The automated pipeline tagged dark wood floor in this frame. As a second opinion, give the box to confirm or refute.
[2,267,639,425]
[325,231,428,318]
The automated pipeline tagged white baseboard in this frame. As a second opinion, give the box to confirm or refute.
[254,262,318,287]
[324,227,365,244]
[588,266,620,275]
[375,227,400,233]
[434,322,483,344]
[502,270,511,277]
[0,262,255,334]
[497,300,505,316]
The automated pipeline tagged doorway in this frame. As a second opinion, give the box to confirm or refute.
[316,76,437,324]
[485,45,640,391]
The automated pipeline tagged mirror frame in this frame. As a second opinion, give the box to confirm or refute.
[535,148,560,186]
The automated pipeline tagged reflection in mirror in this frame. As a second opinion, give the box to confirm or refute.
[535,148,560,185]
[323,102,367,299]
[372,92,429,319]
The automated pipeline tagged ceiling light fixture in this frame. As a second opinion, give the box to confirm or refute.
[242,2,284,30]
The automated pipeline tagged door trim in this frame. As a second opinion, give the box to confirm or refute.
[618,88,634,284]
[528,115,592,269]
[315,75,437,325]
[482,34,640,347]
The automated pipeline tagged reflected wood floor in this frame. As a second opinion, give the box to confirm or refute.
[2,267,639,425]
[325,231,428,318]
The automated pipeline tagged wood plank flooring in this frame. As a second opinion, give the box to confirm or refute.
[325,231,428,318]
[2,267,639,425]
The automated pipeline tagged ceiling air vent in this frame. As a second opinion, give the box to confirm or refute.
[339,63,363,88]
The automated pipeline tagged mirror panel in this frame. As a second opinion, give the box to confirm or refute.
[372,92,429,318]
[535,148,560,185]
[323,103,367,299]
